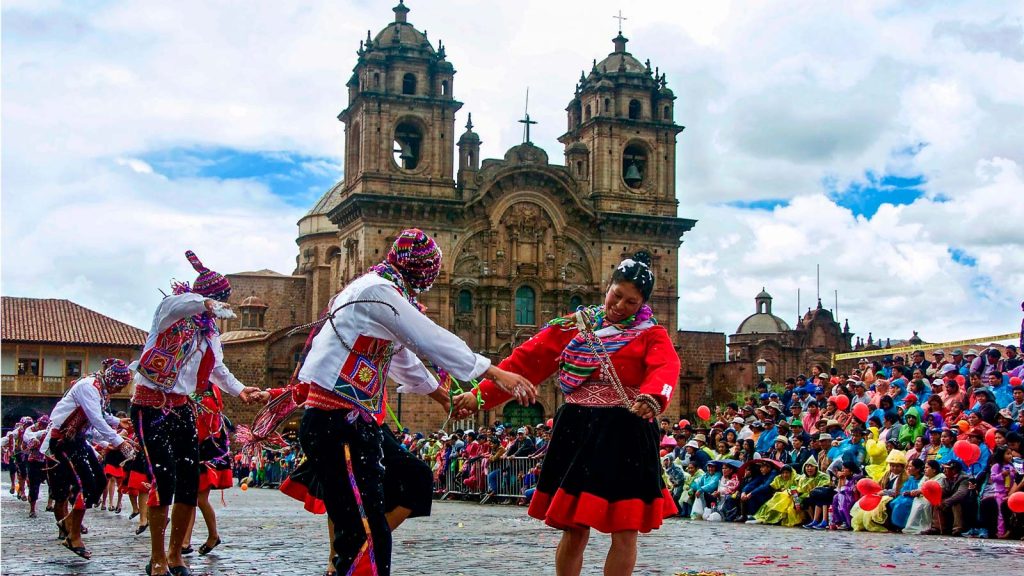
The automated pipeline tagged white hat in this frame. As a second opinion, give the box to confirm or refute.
[939,364,958,375]
[732,417,745,425]
[517,427,527,434]
[685,440,700,449]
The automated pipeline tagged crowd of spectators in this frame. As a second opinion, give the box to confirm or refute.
[659,346,1024,539]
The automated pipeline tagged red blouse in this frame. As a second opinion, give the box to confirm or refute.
[477,324,680,411]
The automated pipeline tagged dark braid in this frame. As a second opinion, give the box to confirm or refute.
[611,251,655,301]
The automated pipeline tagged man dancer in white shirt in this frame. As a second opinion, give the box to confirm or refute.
[130,250,262,576]
[294,229,534,576]
[42,359,135,559]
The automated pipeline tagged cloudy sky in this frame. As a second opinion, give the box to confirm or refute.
[3,0,1022,344]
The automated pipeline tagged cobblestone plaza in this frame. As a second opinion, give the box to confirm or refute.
[2,481,1022,575]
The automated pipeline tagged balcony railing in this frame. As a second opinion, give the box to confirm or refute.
[0,374,133,398]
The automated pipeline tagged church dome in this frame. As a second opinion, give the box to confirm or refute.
[369,2,435,58]
[736,288,791,334]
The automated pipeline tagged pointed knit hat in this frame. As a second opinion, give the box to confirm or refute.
[386,229,442,293]
[186,250,232,302]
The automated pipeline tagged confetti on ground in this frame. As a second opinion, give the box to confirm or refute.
[674,572,735,576]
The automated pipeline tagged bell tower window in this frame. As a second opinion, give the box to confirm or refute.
[663,105,671,120]
[584,105,592,121]
[393,121,423,170]
[402,73,417,95]
[622,143,647,189]
[441,80,449,96]
[628,100,641,120]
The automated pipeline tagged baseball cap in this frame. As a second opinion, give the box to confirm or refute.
[933,349,945,356]
[939,364,958,375]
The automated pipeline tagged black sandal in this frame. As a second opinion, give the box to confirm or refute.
[129,511,139,520]
[197,537,221,556]
[61,538,91,559]
[180,545,194,555]
[168,565,192,576]
[135,523,149,535]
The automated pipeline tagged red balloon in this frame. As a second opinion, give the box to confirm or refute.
[953,440,980,466]
[859,493,883,512]
[920,480,942,506]
[659,449,670,458]
[852,402,870,423]
[955,375,966,387]
[697,405,711,420]
[834,395,850,412]
[678,419,690,428]
[984,428,997,451]
[546,418,554,428]
[856,477,881,497]
[1008,492,1024,514]
[1010,377,1022,386]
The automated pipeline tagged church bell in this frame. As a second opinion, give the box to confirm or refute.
[624,162,642,187]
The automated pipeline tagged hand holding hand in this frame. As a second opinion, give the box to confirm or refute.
[239,387,263,404]
[250,390,272,404]
[452,392,480,417]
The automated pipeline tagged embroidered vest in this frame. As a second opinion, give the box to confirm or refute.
[330,334,395,420]
[60,380,108,439]
[137,316,205,389]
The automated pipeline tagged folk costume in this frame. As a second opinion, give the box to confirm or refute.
[474,298,681,533]
[195,386,233,493]
[129,250,246,509]
[42,362,133,512]
[21,417,51,515]
[296,229,491,576]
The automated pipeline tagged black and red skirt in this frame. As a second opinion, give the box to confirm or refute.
[527,403,676,534]
[198,432,232,492]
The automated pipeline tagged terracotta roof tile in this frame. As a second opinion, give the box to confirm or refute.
[1,297,146,347]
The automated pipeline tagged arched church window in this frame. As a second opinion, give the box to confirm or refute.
[515,286,535,325]
[393,121,423,170]
[349,123,361,174]
[604,98,611,114]
[663,105,671,120]
[373,73,380,88]
[628,100,641,120]
[622,143,647,189]
[441,80,449,96]
[402,73,417,95]
[584,104,592,121]
[569,295,583,311]
[457,289,473,314]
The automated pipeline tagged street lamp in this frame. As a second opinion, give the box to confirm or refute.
[756,358,767,389]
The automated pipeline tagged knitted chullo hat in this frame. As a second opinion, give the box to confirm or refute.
[186,250,232,302]
[386,229,442,293]
[102,358,132,389]
[18,416,34,426]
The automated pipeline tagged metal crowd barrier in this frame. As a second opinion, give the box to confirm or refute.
[433,456,540,502]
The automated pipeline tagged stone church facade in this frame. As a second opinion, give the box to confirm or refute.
[218,2,699,433]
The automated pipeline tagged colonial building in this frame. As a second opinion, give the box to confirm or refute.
[1,297,146,428]
[219,1,697,433]
[699,290,855,407]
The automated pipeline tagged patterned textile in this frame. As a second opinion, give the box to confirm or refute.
[58,380,108,439]
[136,315,204,389]
[333,335,393,419]
[552,305,657,395]
[185,249,231,301]
[102,358,132,389]
[564,381,638,406]
[381,228,441,293]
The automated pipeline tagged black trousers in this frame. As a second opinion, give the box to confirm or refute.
[131,404,199,507]
[27,459,45,503]
[300,409,391,576]
[380,426,432,518]
[47,437,104,507]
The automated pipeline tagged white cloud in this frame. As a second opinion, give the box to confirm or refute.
[2,0,1022,346]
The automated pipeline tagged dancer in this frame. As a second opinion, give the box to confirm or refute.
[21,416,51,517]
[100,413,131,513]
[293,228,534,576]
[456,251,680,576]
[182,382,233,557]
[13,417,33,500]
[41,359,136,559]
[130,250,262,576]
[2,428,17,494]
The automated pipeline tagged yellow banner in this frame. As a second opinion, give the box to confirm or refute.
[832,332,1019,364]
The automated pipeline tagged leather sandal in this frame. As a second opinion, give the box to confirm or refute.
[198,537,221,556]
[61,538,91,559]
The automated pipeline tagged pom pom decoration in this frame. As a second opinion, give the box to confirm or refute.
[852,402,870,423]
[834,395,850,412]
[1008,491,1024,513]
[953,440,980,466]
[920,480,942,506]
